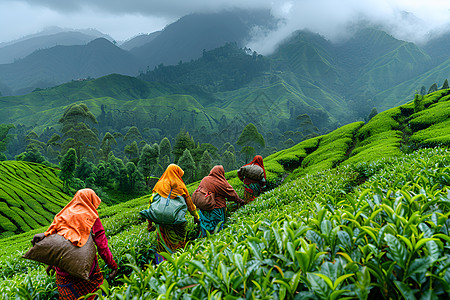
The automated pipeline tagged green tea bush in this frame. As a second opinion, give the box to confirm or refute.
[357,107,401,140]
[409,100,450,131]
[92,148,450,299]
[409,119,450,148]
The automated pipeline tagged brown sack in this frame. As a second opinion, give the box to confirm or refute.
[22,233,96,280]
[192,188,216,211]
[239,164,264,180]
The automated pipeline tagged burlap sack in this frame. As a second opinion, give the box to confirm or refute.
[239,164,264,180]
[22,233,95,280]
[192,189,216,211]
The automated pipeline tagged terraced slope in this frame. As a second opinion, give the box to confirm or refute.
[0,161,70,238]
[224,88,450,188]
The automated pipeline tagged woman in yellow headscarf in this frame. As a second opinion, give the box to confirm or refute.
[147,164,199,263]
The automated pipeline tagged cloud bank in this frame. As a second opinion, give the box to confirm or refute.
[0,0,449,54]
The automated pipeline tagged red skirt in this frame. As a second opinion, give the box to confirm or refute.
[55,259,104,300]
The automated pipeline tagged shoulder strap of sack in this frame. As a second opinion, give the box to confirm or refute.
[165,188,172,206]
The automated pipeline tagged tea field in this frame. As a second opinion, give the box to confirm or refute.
[0,89,449,299]
[0,161,70,238]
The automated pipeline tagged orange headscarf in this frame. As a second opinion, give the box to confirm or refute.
[153,164,190,201]
[45,188,101,247]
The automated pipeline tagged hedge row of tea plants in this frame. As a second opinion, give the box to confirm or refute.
[0,161,70,237]
[100,147,449,299]
[2,148,445,299]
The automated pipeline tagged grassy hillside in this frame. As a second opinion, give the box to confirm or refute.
[0,89,449,298]
[375,58,450,111]
[0,161,70,238]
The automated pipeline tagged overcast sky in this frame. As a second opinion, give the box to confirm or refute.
[1,0,449,53]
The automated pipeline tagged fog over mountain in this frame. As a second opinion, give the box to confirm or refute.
[1,0,448,55]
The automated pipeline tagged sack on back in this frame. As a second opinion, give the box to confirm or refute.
[239,164,264,180]
[139,191,187,225]
[192,187,216,211]
[22,233,95,280]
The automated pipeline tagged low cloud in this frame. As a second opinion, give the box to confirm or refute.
[246,0,450,55]
[1,0,449,50]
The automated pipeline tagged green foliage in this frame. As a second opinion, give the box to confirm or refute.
[428,82,438,94]
[138,143,158,184]
[173,130,195,164]
[124,141,139,160]
[357,107,400,140]
[409,119,450,148]
[178,149,196,184]
[139,42,270,92]
[123,126,142,142]
[0,161,69,237]
[159,137,172,163]
[1,85,450,299]
[15,148,47,164]
[100,132,117,162]
[237,123,265,163]
[59,103,99,162]
[0,123,15,153]
[409,99,450,131]
[442,79,449,90]
[222,150,237,172]
[413,94,424,112]
[59,148,77,195]
[198,150,213,179]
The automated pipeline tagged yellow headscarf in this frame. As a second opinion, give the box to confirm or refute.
[153,164,190,201]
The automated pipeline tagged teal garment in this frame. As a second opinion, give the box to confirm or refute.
[244,182,262,196]
[199,207,226,237]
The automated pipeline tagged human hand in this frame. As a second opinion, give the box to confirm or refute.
[32,233,45,246]
[147,221,155,232]
[46,265,55,276]
[109,268,119,279]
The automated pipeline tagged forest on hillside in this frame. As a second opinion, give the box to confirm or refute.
[0,99,272,205]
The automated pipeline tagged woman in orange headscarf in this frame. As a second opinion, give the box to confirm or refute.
[147,164,199,263]
[31,188,118,300]
[237,155,267,204]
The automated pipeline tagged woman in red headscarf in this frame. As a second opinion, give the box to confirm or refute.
[237,155,267,204]
[146,164,199,263]
[31,188,118,300]
[196,165,244,237]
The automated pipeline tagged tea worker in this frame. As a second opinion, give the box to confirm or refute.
[146,164,199,263]
[32,188,118,300]
[196,165,244,237]
[237,155,267,204]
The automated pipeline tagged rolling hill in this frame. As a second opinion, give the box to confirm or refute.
[0,30,110,65]
[0,38,143,95]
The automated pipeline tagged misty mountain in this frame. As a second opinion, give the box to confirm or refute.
[0,38,143,95]
[130,9,277,69]
[422,31,450,65]
[0,28,112,64]
[120,31,161,51]
[0,9,448,123]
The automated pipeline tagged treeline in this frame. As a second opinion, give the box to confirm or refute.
[0,103,272,204]
[138,42,270,92]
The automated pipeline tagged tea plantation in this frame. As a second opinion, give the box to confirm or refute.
[0,89,449,299]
